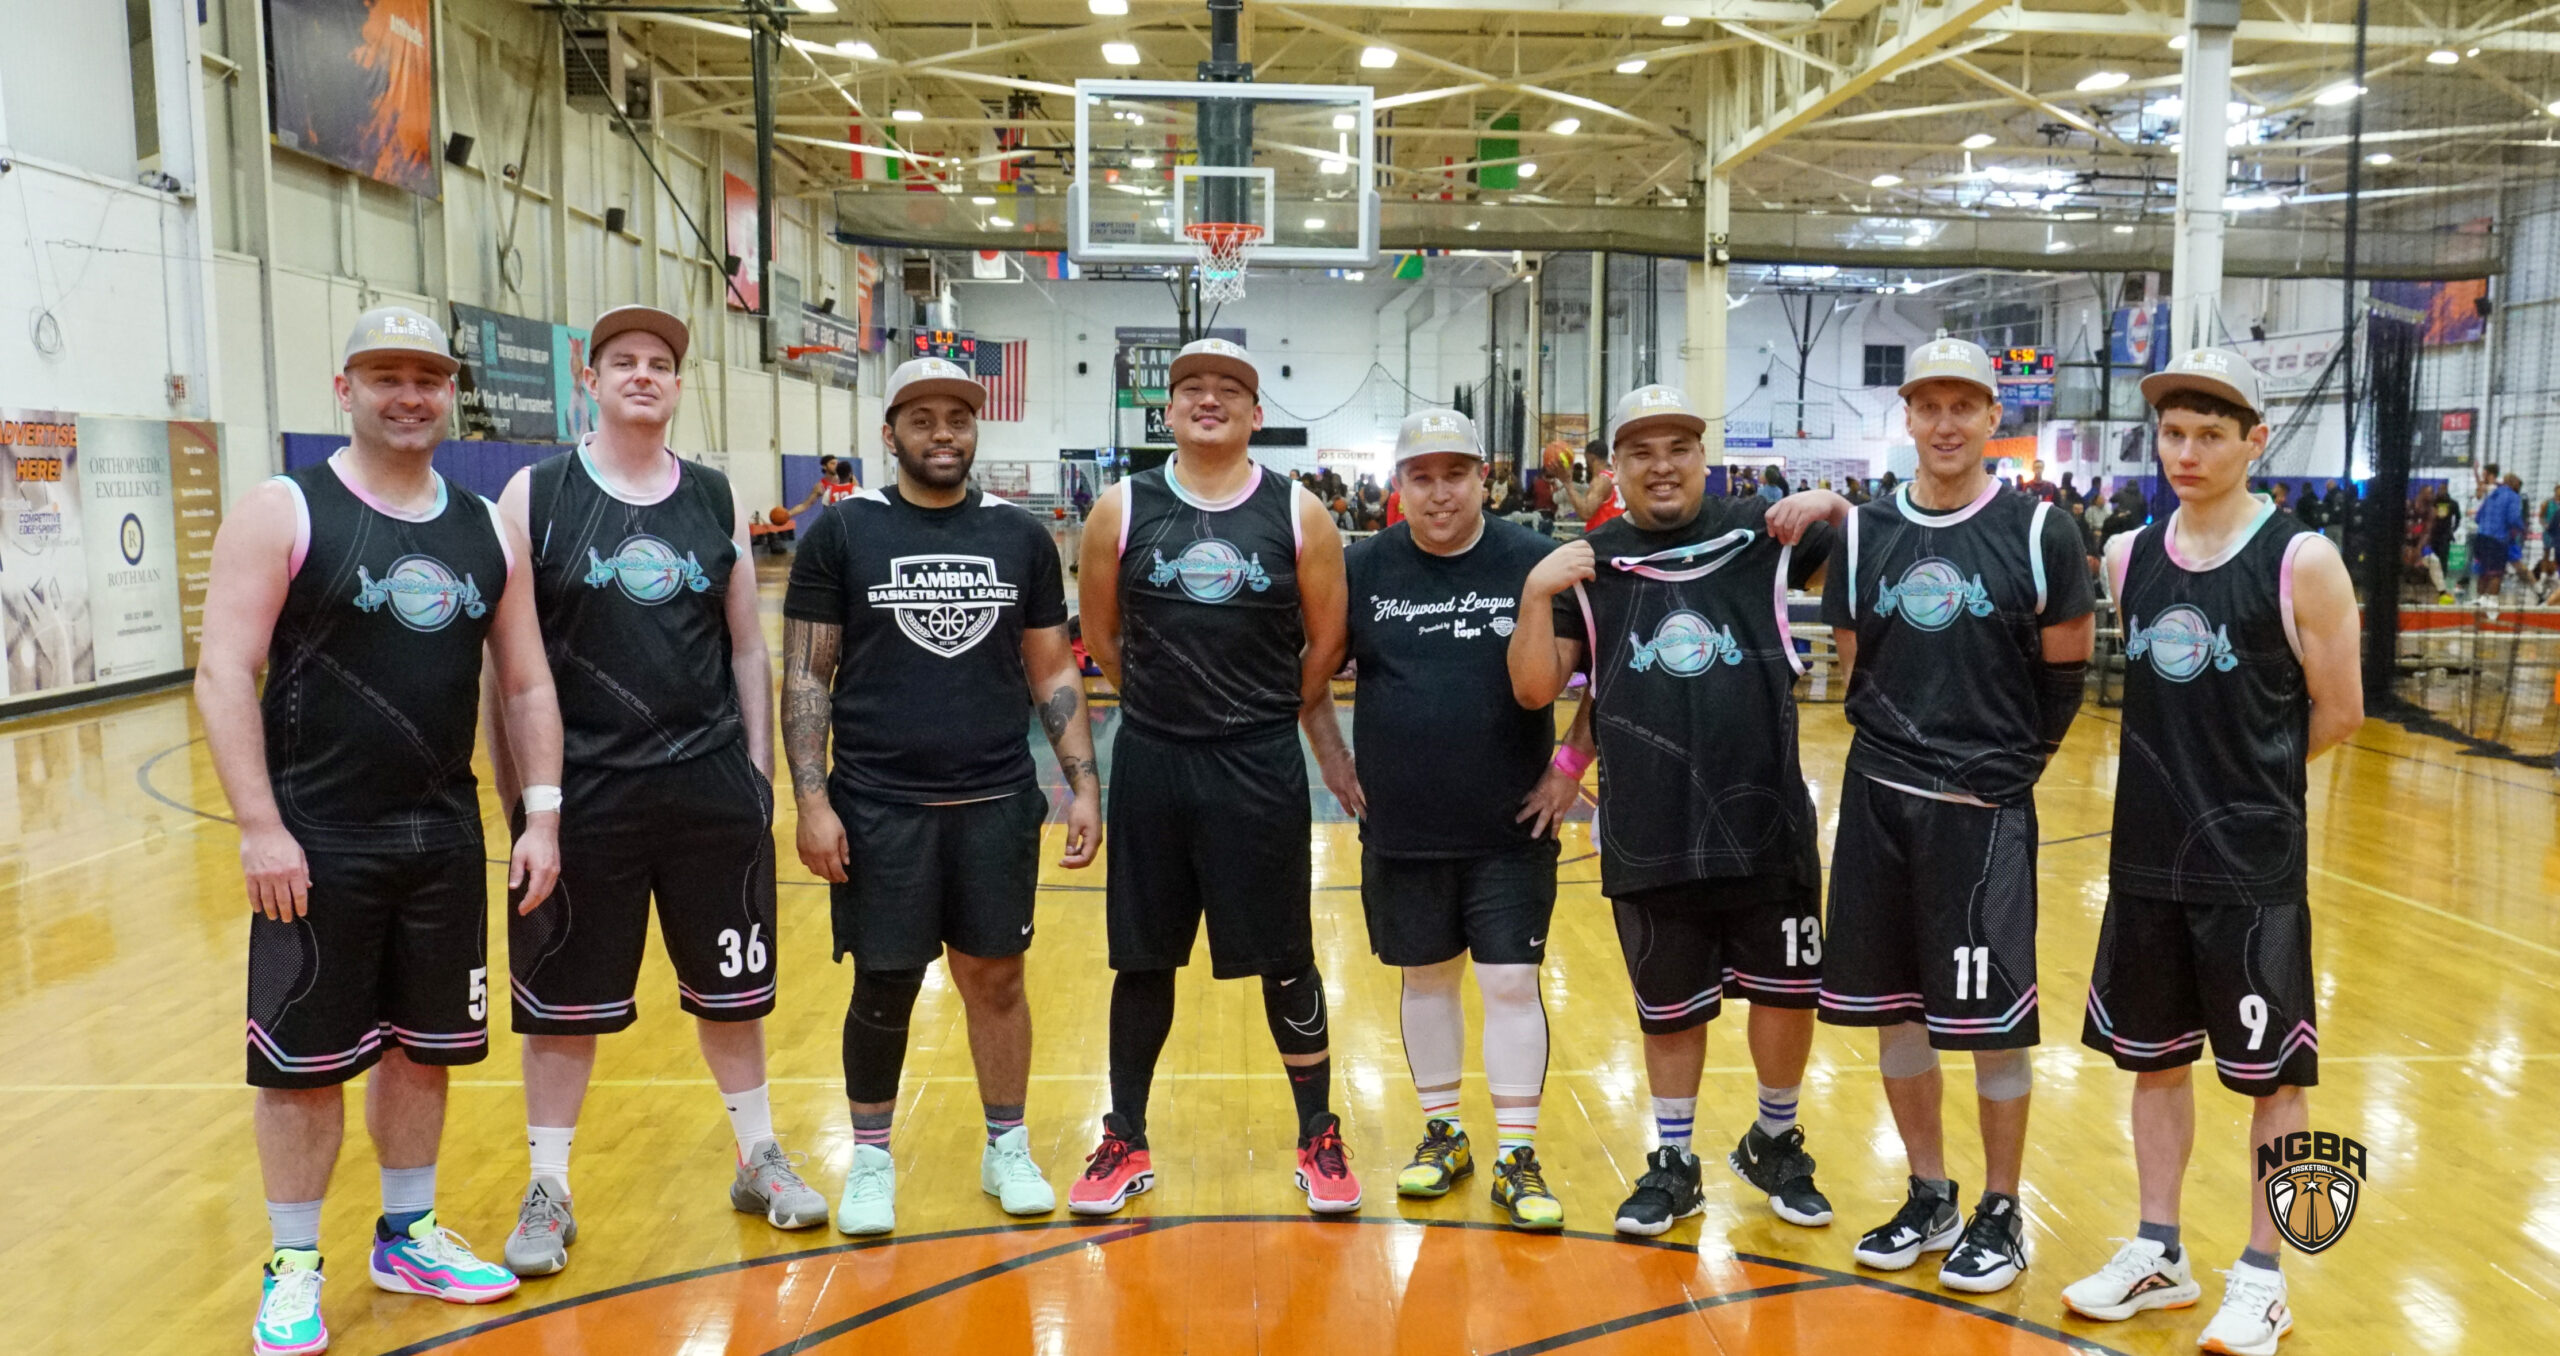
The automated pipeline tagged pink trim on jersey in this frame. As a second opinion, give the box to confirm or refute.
[1867,774,1999,809]
[576,434,683,506]
[1893,477,2000,527]
[1774,543,1805,676]
[2162,499,2276,573]
[1164,458,1260,512]
[1572,581,1599,700]
[2279,531,2315,663]
[1115,480,1135,558]
[271,475,313,580]
[2110,526,2145,602]
[327,450,447,523]
[1843,504,1861,618]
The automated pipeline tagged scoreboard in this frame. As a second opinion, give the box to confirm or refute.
[1998,347,2056,377]
[910,330,978,364]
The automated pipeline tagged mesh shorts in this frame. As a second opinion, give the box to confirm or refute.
[2082,892,2318,1096]
[247,844,490,1089]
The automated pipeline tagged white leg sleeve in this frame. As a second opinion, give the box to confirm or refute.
[1399,958,1468,1091]
[1475,963,1549,1100]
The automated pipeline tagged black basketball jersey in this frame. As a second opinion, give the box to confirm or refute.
[1115,462,1305,742]
[1559,501,1825,896]
[260,458,508,854]
[2110,506,2317,905]
[529,446,742,771]
[1821,481,2095,806]
[1346,516,1556,857]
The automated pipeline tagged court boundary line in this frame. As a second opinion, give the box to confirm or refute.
[367,1215,2134,1356]
[1480,1277,1856,1356]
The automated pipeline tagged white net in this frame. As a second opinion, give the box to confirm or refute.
[1186,224,1262,304]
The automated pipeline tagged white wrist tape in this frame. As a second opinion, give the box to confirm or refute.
[522,784,563,814]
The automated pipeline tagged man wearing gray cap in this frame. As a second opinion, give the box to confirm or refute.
[784,355,1099,1235]
[1306,408,1577,1230]
[1070,336,1360,1215]
[488,305,827,1277]
[197,307,560,1352]
[1811,334,2096,1294]
[1509,383,1845,1240]
[2062,348,2362,1354]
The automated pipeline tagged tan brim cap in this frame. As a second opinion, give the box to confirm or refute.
[1168,337,1260,398]
[589,305,691,367]
[1898,336,1999,401]
[1394,409,1483,465]
[884,356,988,413]
[2141,348,2265,423]
[342,306,458,375]
[1606,383,1708,448]
[2138,370,2261,422]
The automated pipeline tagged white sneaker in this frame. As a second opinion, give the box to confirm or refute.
[2198,1259,2292,1355]
[981,1126,1057,1215]
[2062,1238,2201,1321]
[835,1144,897,1236]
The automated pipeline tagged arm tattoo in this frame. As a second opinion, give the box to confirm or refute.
[781,620,842,797]
[1057,755,1099,787]
[1037,684,1076,745]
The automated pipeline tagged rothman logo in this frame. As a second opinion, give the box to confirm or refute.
[2259,1129,2367,1254]
[867,553,1018,657]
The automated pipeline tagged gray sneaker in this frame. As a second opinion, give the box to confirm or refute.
[731,1142,829,1230]
[503,1179,576,1277]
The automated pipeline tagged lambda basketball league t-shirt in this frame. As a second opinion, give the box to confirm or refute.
[784,486,1067,803]
[1345,516,1557,856]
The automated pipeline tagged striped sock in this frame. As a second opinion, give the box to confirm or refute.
[852,1110,893,1152]
[1755,1083,1800,1138]
[1418,1086,1463,1136]
[984,1103,1025,1146]
[1495,1104,1540,1155]
[1652,1096,1697,1152]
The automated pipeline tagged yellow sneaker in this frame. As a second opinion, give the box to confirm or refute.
[1491,1145,1564,1231]
[1395,1119,1473,1198]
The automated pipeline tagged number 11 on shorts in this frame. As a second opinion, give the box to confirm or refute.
[1952,945,1989,1002]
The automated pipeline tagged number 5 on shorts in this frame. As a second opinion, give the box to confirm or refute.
[718,925,769,978]
[468,966,487,1021]
[1951,945,1989,1002]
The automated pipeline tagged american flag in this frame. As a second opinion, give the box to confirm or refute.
[976,338,1027,421]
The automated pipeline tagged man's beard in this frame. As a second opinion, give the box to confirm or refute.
[894,439,973,489]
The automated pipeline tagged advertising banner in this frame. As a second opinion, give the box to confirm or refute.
[76,417,185,684]
[554,325,598,444]
[1,410,93,696]
[450,302,566,441]
[170,423,224,666]
[266,0,440,197]
[724,172,762,311]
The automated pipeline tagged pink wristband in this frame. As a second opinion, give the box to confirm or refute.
[1550,744,1594,778]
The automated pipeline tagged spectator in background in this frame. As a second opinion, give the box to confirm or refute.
[2269,482,2291,511]
[1530,468,1557,534]
[2473,469,2528,599]
[2020,458,2059,503]
[2541,481,2560,565]
[2324,480,2351,548]
[2296,482,2327,532]
[2423,487,2461,601]
[1880,469,1900,495]
[1760,464,1787,503]
[2057,470,2081,510]
[2068,497,2100,575]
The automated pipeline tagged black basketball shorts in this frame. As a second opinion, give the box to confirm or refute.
[2082,892,2319,1096]
[1106,721,1314,980]
[509,742,779,1034]
[1614,873,1824,1035]
[1360,838,1560,968]
[831,787,1046,970]
[246,843,490,1089]
[1819,775,2042,1050]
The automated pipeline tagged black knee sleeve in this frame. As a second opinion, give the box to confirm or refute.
[1261,964,1330,1057]
[843,966,927,1103]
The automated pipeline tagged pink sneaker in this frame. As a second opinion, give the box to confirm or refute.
[1067,1114,1154,1216]
[1295,1113,1362,1213]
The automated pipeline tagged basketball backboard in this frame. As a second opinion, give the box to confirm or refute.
[1069,79,1380,268]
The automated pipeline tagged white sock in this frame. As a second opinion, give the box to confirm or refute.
[1755,1083,1800,1138]
[529,1124,575,1196]
[1652,1096,1697,1152]
[381,1164,436,1223]
[1494,1104,1541,1154]
[267,1198,323,1253]
[724,1082,777,1160]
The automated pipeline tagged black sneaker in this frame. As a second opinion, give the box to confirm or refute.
[1728,1123,1834,1227]
[1852,1176,1962,1270]
[1938,1191,2028,1293]
[1612,1146,1704,1237]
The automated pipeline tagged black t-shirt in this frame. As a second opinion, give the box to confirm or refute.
[783,486,1067,803]
[529,448,743,771]
[1819,481,2096,805]
[1552,497,1831,895]
[1346,517,1556,857]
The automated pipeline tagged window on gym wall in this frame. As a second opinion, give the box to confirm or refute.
[1862,343,1904,389]
[0,0,148,177]
[127,0,159,166]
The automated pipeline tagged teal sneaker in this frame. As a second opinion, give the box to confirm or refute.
[836,1143,897,1235]
[367,1212,520,1304]
[252,1249,328,1356]
[981,1126,1056,1215]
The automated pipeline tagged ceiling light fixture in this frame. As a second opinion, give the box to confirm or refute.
[1102,41,1141,65]
[1549,117,1581,135]
[1131,155,1157,169]
[2112,224,2137,234]
[988,215,1014,228]
[1518,161,1538,177]
[1616,58,1648,74]
[971,195,995,205]
[836,39,876,58]
[1360,46,1397,69]
[1661,14,1691,27]
[2168,33,2188,50]
[1961,133,1996,150]
[791,0,836,12]
[1871,173,1902,187]
[2366,151,2394,165]
[2076,70,2131,92]
[2315,82,2364,106]
[1319,156,1345,173]
[1303,216,1324,229]
[2427,48,2458,65]
[892,108,923,122]
[1332,113,1355,130]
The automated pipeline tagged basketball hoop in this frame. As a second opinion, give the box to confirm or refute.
[1183,222,1263,304]
[783,344,845,361]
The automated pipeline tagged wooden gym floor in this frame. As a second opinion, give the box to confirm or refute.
[2,562,2557,1354]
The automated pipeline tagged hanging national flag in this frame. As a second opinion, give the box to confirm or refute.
[1026,251,1077,281]
[976,338,1028,421]
[1392,254,1426,281]
[972,250,1008,279]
